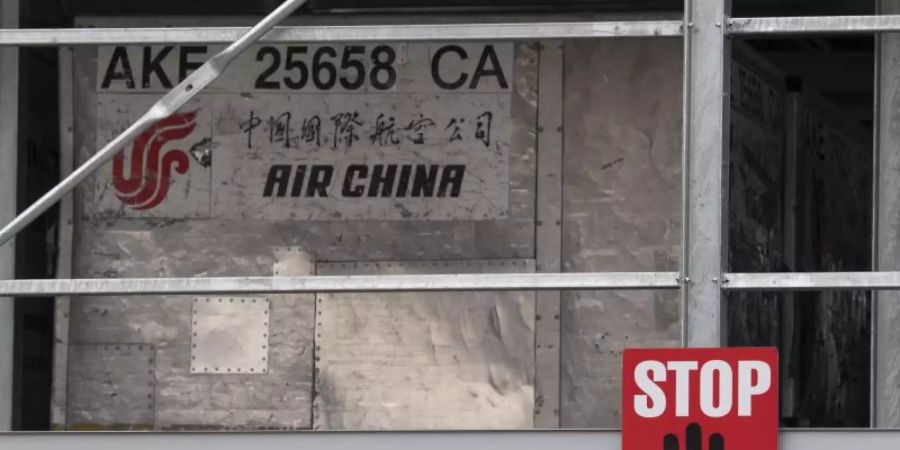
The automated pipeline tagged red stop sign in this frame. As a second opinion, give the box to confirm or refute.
[622,347,778,450]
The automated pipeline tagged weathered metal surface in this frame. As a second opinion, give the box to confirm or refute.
[67,344,156,429]
[62,17,537,429]
[559,38,682,428]
[152,247,314,430]
[314,259,536,430]
[877,0,900,427]
[190,297,270,374]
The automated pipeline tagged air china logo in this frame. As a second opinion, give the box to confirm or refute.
[112,111,198,210]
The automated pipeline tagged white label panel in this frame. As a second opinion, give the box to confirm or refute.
[91,42,513,221]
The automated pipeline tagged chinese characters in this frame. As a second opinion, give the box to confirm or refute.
[240,110,495,150]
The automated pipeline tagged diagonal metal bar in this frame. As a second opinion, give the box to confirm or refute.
[0,272,682,297]
[0,0,308,247]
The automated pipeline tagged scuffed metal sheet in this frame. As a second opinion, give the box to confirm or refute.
[314,259,536,430]
[560,38,682,428]
[64,24,536,430]
[67,344,156,429]
[191,297,270,374]
[66,233,317,430]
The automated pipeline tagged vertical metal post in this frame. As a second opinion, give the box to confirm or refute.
[50,46,75,430]
[875,0,900,428]
[683,0,731,347]
[0,0,19,432]
[534,40,563,428]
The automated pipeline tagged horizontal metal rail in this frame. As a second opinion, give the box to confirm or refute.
[728,15,900,35]
[0,20,684,46]
[6,15,900,45]
[0,272,680,297]
[3,429,900,450]
[724,272,900,291]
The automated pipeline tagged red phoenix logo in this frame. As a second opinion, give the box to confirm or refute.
[112,111,198,210]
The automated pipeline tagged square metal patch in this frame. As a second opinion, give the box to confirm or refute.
[191,297,270,374]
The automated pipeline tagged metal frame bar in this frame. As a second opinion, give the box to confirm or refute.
[683,0,730,347]
[5,15,900,47]
[5,429,900,450]
[724,272,900,291]
[22,270,900,297]
[0,0,17,432]
[728,15,900,35]
[0,20,684,46]
[0,272,680,297]
[875,0,899,429]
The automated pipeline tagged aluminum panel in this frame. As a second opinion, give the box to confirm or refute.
[560,38,682,428]
[191,297,270,374]
[878,0,900,427]
[63,18,536,429]
[67,344,156,429]
[314,259,536,430]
